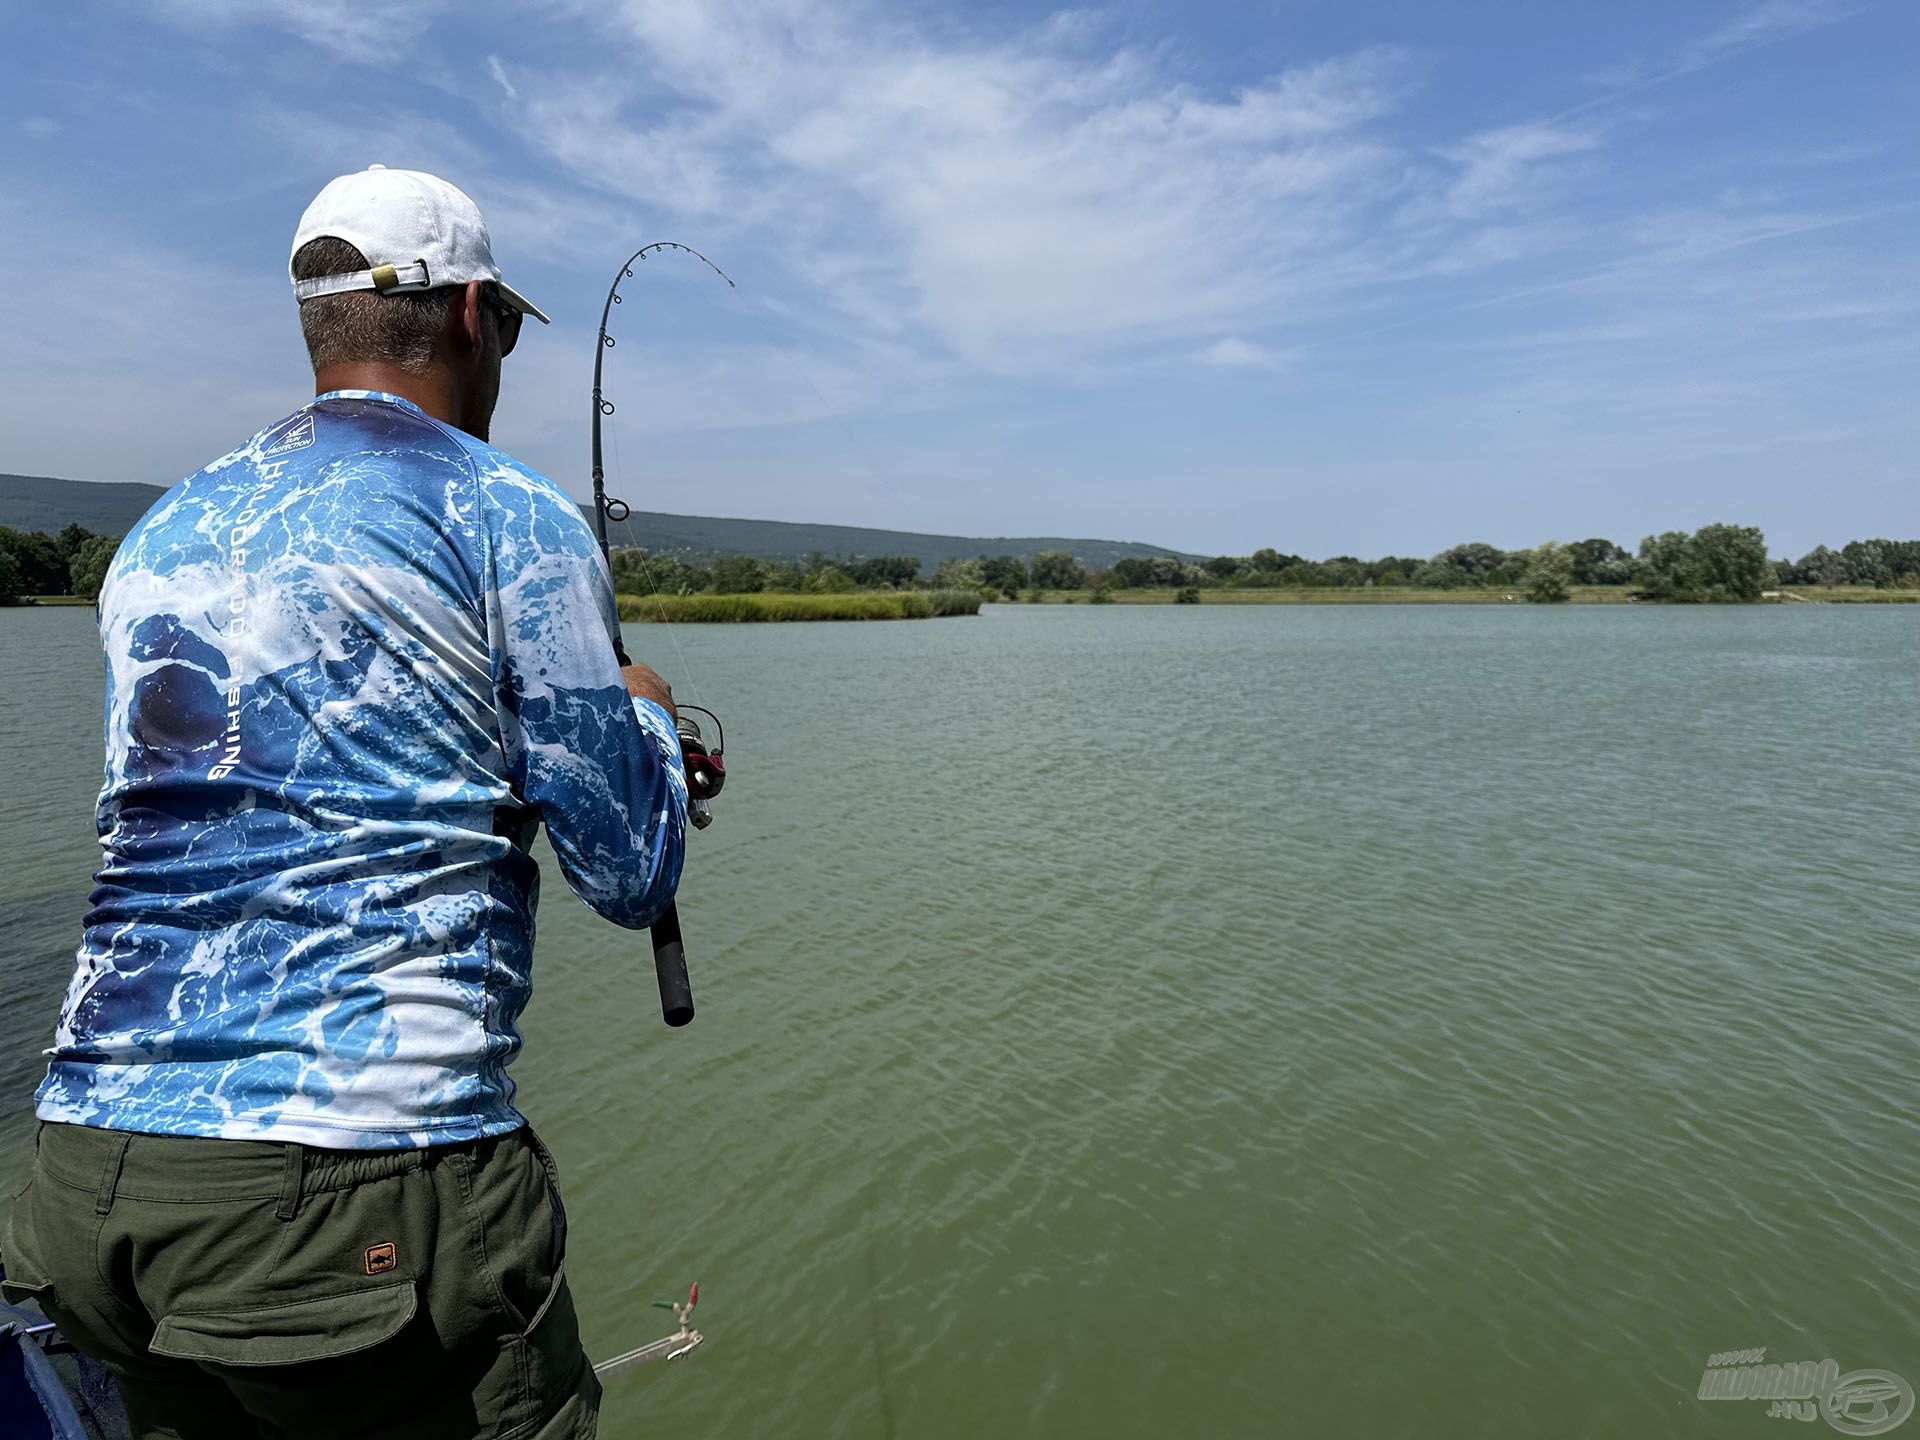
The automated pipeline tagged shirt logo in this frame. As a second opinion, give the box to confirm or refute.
[263,412,315,456]
[364,1242,398,1276]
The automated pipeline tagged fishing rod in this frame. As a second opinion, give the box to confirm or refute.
[590,241,735,1031]
[577,244,736,1379]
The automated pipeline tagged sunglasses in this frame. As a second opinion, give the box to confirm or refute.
[482,285,523,357]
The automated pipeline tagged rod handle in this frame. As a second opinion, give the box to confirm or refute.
[651,903,695,1027]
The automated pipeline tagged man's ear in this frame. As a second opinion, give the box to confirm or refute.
[449,280,488,358]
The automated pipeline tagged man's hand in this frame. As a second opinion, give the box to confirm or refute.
[621,662,676,723]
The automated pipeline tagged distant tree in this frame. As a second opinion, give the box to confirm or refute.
[609,548,712,596]
[1884,540,1920,585]
[1789,544,1844,589]
[1437,542,1508,578]
[932,557,986,591]
[1203,555,1243,580]
[68,535,119,600]
[1090,583,1115,604]
[1634,531,1693,598]
[1687,524,1769,601]
[979,555,1028,597]
[55,522,103,564]
[1524,541,1574,603]
[0,544,20,605]
[1174,586,1201,604]
[1366,557,1419,586]
[802,564,857,593]
[760,561,805,592]
[710,554,766,594]
[848,555,920,589]
[0,526,67,596]
[1841,539,1891,589]
[1250,548,1283,571]
[1567,538,1632,585]
[1028,551,1086,590]
[1108,556,1194,587]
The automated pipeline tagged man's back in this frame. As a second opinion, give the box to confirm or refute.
[39,389,687,1150]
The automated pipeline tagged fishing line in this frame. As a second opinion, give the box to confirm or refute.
[604,407,709,714]
[594,249,909,1431]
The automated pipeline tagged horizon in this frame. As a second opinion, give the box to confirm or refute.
[6,472,1911,567]
[2,1,1915,557]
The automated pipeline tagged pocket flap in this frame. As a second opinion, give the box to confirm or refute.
[0,1252,55,1307]
[151,1278,416,1367]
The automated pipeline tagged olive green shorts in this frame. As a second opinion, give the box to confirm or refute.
[1,1121,599,1440]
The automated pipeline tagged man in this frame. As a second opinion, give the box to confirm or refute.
[0,166,686,1438]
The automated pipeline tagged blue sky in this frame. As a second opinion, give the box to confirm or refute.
[1,0,1913,557]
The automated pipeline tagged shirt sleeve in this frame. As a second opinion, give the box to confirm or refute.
[479,456,686,930]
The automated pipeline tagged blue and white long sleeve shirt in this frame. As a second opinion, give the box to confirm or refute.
[35,391,686,1149]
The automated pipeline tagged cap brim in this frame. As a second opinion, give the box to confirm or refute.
[495,280,550,325]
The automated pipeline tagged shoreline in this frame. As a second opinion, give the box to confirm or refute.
[1018,585,1920,606]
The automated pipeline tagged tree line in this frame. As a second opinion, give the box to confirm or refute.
[1099,527,1920,603]
[616,526,1920,604]
[6,522,1917,606]
[0,524,119,604]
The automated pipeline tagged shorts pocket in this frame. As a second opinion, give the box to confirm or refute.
[510,1270,598,1434]
[151,1277,417,1367]
[1,1177,56,1306]
[0,1266,53,1308]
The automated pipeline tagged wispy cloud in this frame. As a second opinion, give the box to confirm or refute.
[1687,0,1860,64]
[502,2,1586,373]
[21,116,61,140]
[149,0,448,62]
[1580,0,1862,103]
[1197,337,1283,369]
[486,54,518,101]
[43,0,1914,552]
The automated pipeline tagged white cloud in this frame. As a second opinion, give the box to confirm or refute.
[1197,338,1279,369]
[1689,0,1860,63]
[22,117,61,140]
[487,55,518,100]
[1582,0,1861,100]
[499,2,1430,370]
[148,0,447,62]
[1438,123,1601,217]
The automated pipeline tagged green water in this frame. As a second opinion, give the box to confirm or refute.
[3,603,1917,1438]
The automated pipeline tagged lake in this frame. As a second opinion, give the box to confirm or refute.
[3,602,1917,1437]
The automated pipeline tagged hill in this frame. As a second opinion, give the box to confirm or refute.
[0,474,1202,572]
[0,474,171,536]
[597,508,1201,572]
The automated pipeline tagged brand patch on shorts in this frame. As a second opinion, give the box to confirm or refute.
[364,1242,398,1275]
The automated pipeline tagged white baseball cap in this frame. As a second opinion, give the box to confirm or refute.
[289,164,550,324]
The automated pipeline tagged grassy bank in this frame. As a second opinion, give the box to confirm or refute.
[1770,587,1920,603]
[1019,586,1920,605]
[1024,586,1632,605]
[617,590,983,622]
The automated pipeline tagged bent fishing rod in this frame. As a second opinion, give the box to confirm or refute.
[590,241,735,1030]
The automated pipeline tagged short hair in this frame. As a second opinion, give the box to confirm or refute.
[291,236,459,375]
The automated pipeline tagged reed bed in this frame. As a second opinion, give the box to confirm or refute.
[616,590,984,622]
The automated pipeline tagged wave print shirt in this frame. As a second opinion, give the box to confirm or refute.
[36,391,686,1149]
